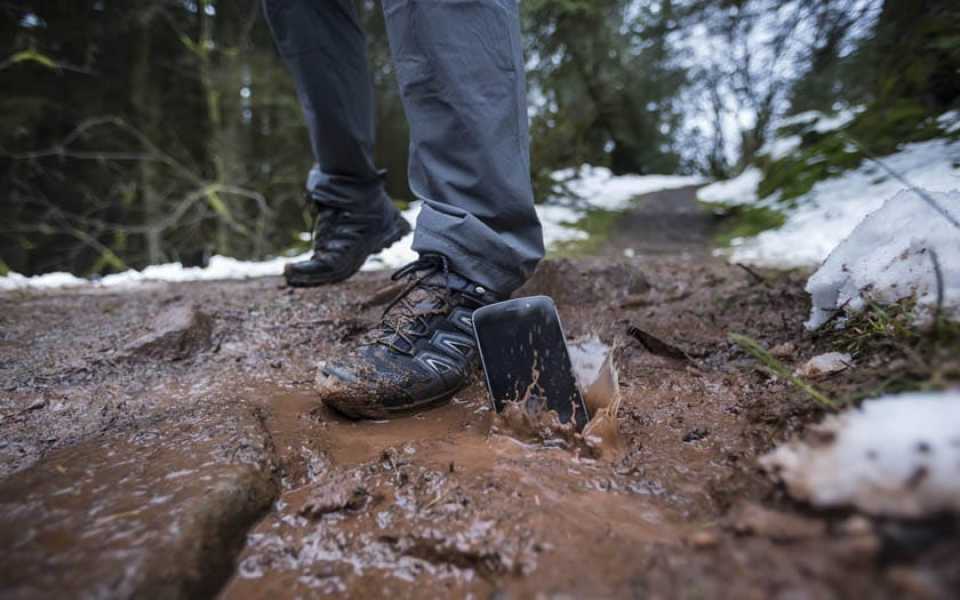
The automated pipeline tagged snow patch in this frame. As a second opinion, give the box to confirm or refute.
[811,108,861,134]
[761,391,960,518]
[0,271,87,291]
[937,111,960,135]
[777,110,821,128]
[553,166,705,211]
[697,167,763,206]
[760,136,801,161]
[804,189,960,329]
[535,204,589,247]
[777,107,862,134]
[727,138,960,269]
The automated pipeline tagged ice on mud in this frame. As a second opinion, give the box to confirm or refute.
[761,391,960,518]
[804,190,960,329]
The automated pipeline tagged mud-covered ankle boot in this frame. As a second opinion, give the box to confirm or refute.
[318,254,502,419]
[284,191,411,287]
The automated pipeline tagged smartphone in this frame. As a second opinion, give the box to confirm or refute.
[473,296,590,430]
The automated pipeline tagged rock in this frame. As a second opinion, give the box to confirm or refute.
[838,515,873,537]
[682,427,710,443]
[299,474,368,518]
[0,405,277,599]
[795,352,851,379]
[770,342,796,359]
[686,530,719,548]
[122,303,213,361]
[729,502,826,541]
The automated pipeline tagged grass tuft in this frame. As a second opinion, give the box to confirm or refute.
[729,333,838,410]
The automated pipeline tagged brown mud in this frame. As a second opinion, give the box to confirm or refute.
[1,186,958,598]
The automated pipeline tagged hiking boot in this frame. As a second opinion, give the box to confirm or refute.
[318,254,502,419]
[284,191,411,287]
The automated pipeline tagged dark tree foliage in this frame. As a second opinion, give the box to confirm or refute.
[1,1,314,275]
[0,0,955,277]
[524,0,688,179]
[866,0,960,110]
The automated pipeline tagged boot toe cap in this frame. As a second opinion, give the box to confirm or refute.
[316,361,403,419]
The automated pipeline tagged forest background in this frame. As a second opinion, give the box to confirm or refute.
[2,0,957,277]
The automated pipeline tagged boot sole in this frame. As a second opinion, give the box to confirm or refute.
[320,362,473,420]
[323,383,465,421]
[285,212,412,288]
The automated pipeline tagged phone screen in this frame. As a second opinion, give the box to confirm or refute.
[473,296,589,429]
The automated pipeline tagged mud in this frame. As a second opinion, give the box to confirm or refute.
[1,186,958,598]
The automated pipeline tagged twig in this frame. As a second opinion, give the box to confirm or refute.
[627,325,690,361]
[810,297,853,335]
[422,486,452,512]
[0,399,46,423]
[735,262,769,286]
[929,248,945,338]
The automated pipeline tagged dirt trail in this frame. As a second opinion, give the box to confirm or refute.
[1,187,957,598]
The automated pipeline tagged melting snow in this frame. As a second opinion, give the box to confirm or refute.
[697,167,762,206]
[760,136,802,161]
[804,190,960,329]
[553,166,705,211]
[704,138,960,269]
[761,391,960,518]
[776,107,863,133]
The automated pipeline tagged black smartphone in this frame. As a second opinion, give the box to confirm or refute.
[473,296,590,430]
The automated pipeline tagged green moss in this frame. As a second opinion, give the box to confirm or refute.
[758,134,862,201]
[846,100,943,154]
[702,202,785,247]
[830,299,921,355]
[549,208,622,257]
[824,299,960,401]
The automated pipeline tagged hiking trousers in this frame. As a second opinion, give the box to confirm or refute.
[263,0,544,294]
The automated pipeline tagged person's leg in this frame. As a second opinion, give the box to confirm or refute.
[263,0,382,205]
[382,0,544,296]
[319,0,546,419]
[263,0,410,286]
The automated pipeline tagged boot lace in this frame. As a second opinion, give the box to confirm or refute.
[369,255,455,355]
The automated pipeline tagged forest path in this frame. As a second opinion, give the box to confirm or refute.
[1,189,954,598]
[602,184,719,258]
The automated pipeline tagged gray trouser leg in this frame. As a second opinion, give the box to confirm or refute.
[262,0,387,210]
[382,0,544,294]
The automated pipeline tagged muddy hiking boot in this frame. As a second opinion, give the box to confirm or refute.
[284,191,411,287]
[319,254,502,419]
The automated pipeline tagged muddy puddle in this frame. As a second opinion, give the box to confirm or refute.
[224,343,688,598]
